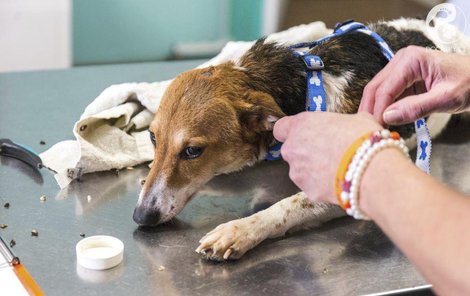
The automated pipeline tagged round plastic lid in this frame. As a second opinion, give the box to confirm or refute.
[76,235,124,270]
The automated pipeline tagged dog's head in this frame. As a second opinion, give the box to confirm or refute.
[133,63,285,225]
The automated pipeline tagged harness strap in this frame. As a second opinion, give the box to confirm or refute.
[299,54,327,112]
[267,21,432,175]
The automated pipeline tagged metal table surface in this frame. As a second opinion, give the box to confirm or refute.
[1,60,469,296]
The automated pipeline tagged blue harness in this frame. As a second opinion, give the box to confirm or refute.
[266,20,432,174]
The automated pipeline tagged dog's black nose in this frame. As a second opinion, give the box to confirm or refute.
[133,206,160,226]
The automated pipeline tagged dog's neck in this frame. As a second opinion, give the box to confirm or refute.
[235,37,385,161]
[237,29,431,148]
[238,39,362,116]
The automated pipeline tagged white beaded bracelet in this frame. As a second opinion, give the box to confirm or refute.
[340,130,411,220]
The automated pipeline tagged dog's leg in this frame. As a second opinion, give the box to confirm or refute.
[195,192,345,261]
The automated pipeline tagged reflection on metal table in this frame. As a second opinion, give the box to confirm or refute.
[1,60,469,295]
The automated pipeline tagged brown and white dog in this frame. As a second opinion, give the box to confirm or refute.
[133,18,466,261]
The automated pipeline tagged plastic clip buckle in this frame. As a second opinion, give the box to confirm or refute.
[302,55,324,70]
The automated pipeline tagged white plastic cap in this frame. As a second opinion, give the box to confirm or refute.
[76,235,124,270]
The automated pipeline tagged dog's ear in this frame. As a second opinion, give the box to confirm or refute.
[238,91,285,132]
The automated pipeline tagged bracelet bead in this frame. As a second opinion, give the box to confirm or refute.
[335,129,411,220]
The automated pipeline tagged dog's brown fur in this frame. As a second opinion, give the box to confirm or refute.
[134,63,288,224]
[151,64,285,183]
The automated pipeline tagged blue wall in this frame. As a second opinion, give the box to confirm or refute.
[73,0,263,65]
[230,0,263,41]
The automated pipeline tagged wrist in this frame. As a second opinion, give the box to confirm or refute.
[335,130,410,219]
[359,148,414,218]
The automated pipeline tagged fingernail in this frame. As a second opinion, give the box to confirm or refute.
[383,109,403,124]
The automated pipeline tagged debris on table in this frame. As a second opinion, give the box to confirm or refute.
[80,233,86,238]
[87,195,92,203]
[40,195,47,202]
[39,140,46,145]
[4,202,10,209]
[0,224,7,229]
[158,265,166,271]
[10,239,16,248]
[31,229,39,237]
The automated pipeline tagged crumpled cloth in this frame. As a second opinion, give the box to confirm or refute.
[40,21,332,188]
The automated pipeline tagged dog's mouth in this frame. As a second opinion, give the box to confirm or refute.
[136,219,175,229]
[159,192,198,223]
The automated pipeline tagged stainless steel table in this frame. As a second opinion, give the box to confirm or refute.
[1,61,469,295]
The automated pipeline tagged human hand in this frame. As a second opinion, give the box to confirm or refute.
[359,46,470,125]
[273,112,382,204]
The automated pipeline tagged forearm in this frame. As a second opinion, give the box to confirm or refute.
[360,149,470,295]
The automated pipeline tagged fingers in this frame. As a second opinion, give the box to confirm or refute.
[359,46,429,124]
[372,60,422,124]
[273,116,293,142]
[359,57,397,114]
[383,88,445,125]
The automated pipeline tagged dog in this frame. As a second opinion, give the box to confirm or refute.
[133,18,466,261]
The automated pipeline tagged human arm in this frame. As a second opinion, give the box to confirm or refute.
[360,148,470,296]
[273,112,470,295]
[359,46,470,125]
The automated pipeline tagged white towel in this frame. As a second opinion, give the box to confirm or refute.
[40,21,332,189]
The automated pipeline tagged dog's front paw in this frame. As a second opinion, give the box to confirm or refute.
[195,217,265,261]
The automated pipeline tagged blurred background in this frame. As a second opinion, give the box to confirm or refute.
[0,0,467,73]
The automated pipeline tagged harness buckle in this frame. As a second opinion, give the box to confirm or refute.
[302,55,324,70]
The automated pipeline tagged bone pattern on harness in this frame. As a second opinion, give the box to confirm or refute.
[266,21,432,175]
[302,54,327,112]
[415,119,432,173]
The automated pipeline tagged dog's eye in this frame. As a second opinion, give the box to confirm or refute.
[181,146,204,160]
[149,131,156,146]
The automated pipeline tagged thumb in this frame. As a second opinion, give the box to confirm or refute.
[273,116,293,142]
[383,90,444,125]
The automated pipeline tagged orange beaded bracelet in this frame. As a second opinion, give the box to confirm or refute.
[334,132,372,209]
[334,130,408,218]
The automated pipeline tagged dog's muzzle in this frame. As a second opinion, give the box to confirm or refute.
[133,206,160,226]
